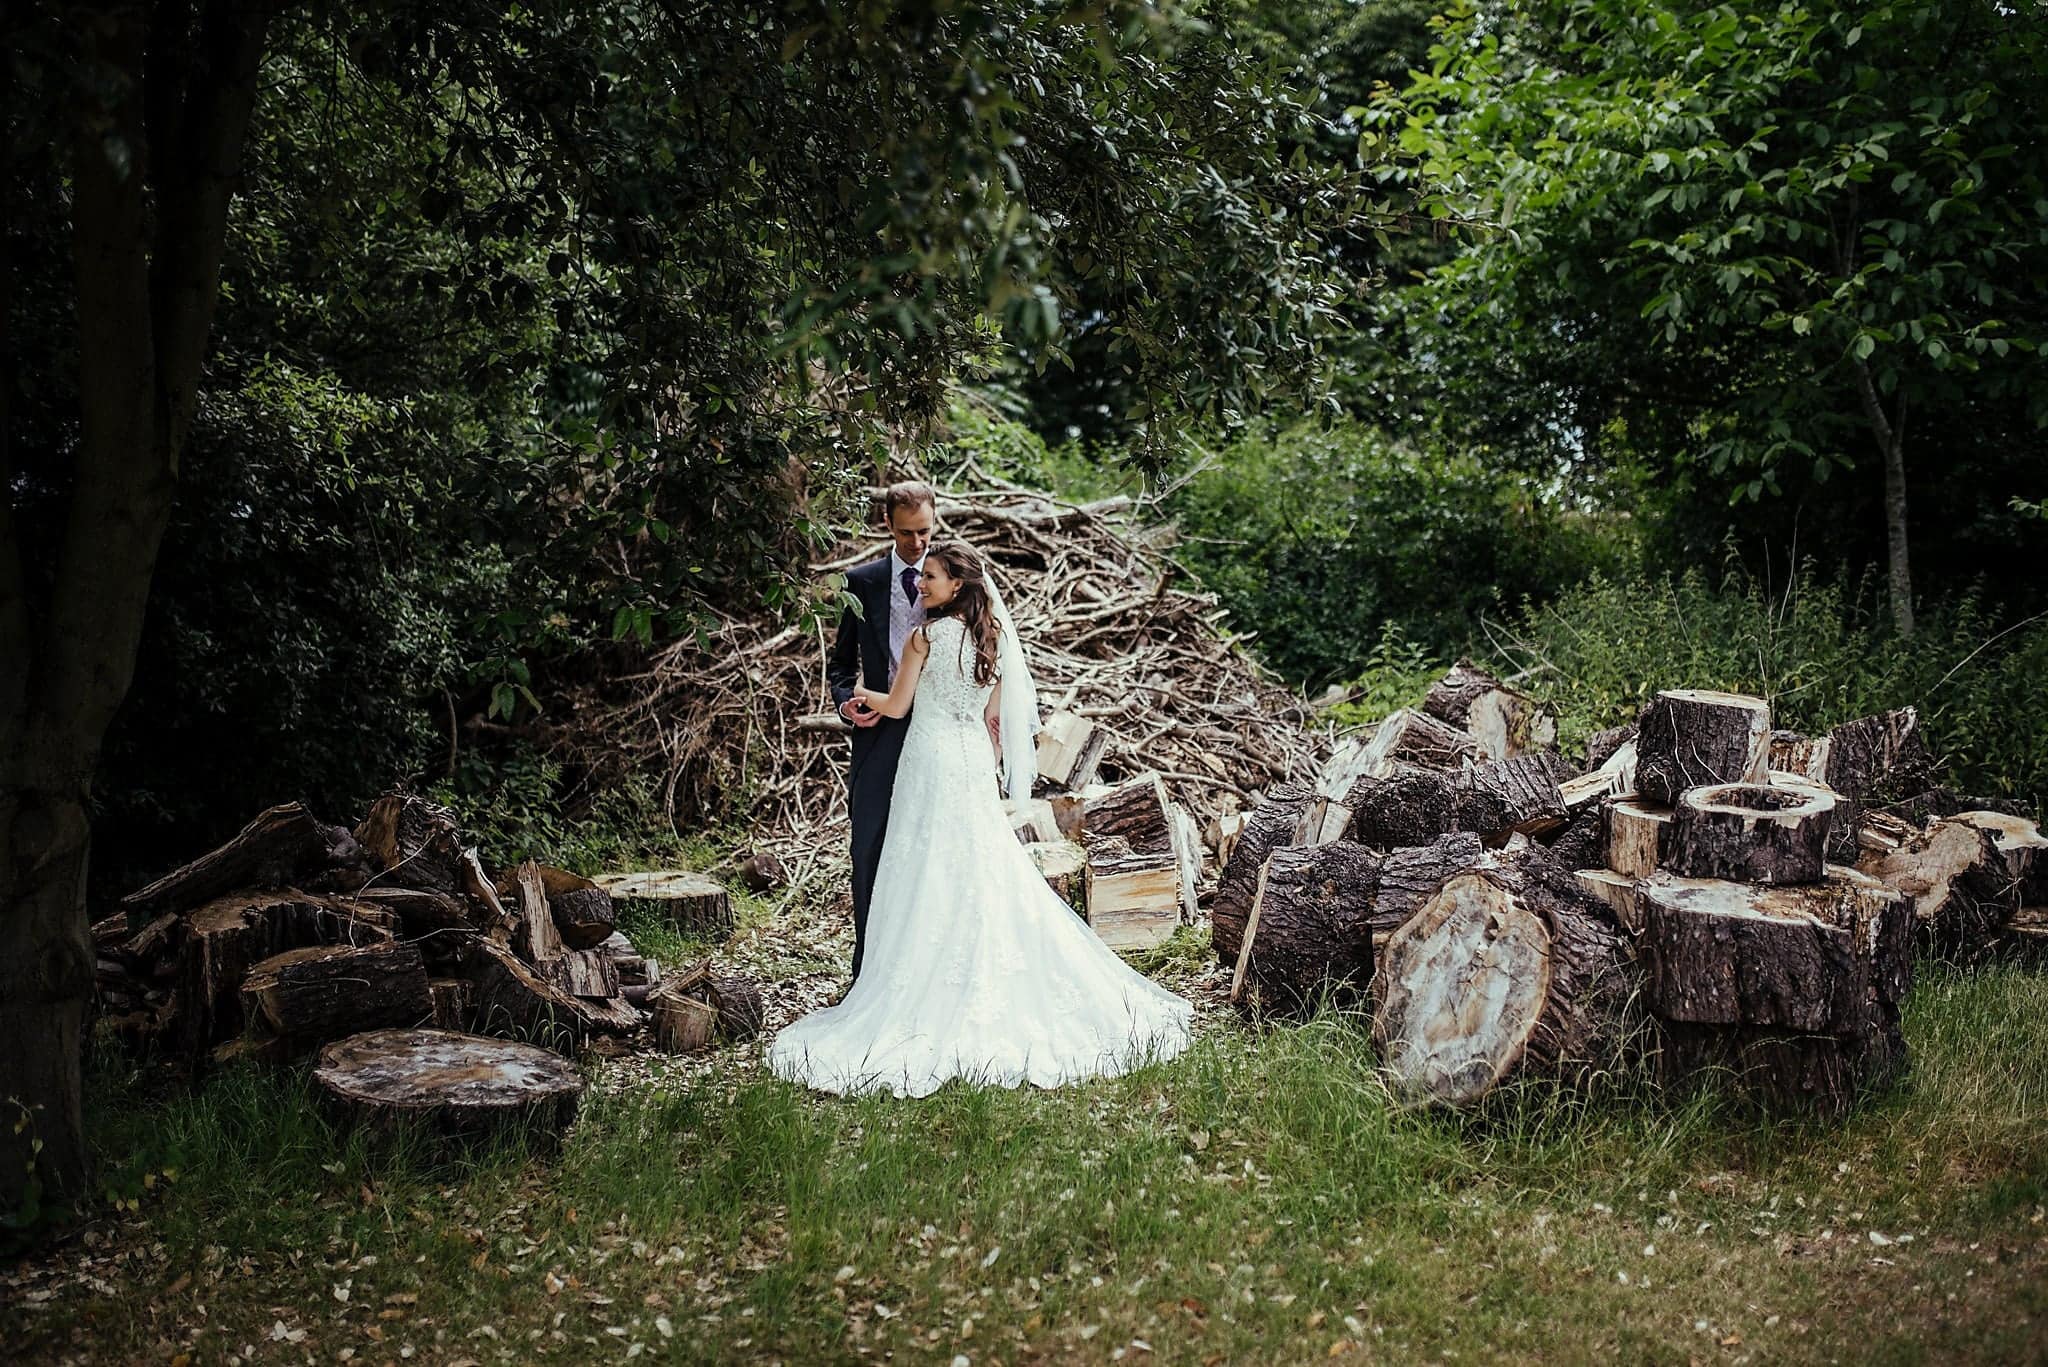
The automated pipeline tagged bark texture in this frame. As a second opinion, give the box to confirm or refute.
[1229,842,1380,1018]
[1345,754,1571,850]
[1665,783,1835,886]
[1861,818,2022,959]
[1421,662,1557,760]
[1211,780,1312,967]
[1633,690,1772,804]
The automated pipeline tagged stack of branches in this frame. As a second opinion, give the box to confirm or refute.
[551,485,1316,862]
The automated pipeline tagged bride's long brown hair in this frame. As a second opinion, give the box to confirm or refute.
[922,540,1002,687]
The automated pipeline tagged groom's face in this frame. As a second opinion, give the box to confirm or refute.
[887,501,935,566]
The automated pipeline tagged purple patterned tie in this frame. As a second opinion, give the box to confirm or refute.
[901,566,918,602]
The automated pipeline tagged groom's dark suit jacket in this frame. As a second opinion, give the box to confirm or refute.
[827,556,914,979]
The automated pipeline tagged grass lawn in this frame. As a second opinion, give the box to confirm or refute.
[6,915,2046,1365]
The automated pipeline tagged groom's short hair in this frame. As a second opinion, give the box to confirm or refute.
[882,480,936,522]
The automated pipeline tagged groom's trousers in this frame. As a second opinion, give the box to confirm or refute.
[846,714,911,981]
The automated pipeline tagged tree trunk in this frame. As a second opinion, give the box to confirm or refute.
[1853,359,1913,637]
[1,0,271,1222]
[1664,783,1835,886]
[1210,780,1312,967]
[1633,690,1772,805]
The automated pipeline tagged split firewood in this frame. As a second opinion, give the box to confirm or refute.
[703,974,765,1040]
[1819,707,1935,800]
[351,886,475,937]
[1026,840,1088,915]
[1948,810,2048,906]
[545,949,621,1000]
[593,870,735,937]
[1082,838,1180,951]
[463,939,589,1053]
[1635,867,1911,1035]
[1169,805,1203,923]
[650,983,719,1054]
[123,803,370,918]
[312,1028,583,1136]
[1371,846,1637,1105]
[1206,810,1249,871]
[2002,906,2048,961]
[1289,731,1383,845]
[1210,780,1313,967]
[1344,753,1571,851]
[353,793,472,896]
[1360,708,1480,776]
[1604,798,1672,880]
[1006,797,1063,845]
[1421,661,1557,760]
[1228,842,1380,1017]
[240,942,433,1047]
[1861,818,2023,958]
[1559,767,1623,818]
[1035,710,1108,790]
[1856,808,1921,861]
[1632,690,1772,804]
[1081,772,1175,855]
[1047,792,1088,841]
[1572,868,1642,932]
[1664,782,1836,886]
[511,860,565,965]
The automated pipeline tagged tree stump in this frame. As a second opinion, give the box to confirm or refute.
[1229,842,1380,1017]
[1421,661,1557,760]
[240,942,433,1046]
[353,793,471,896]
[1665,783,1835,885]
[1371,848,1636,1105]
[1635,868,1911,1034]
[1861,818,2022,958]
[312,1029,582,1136]
[1604,798,1672,880]
[1949,810,2048,906]
[1633,689,1772,804]
[1211,780,1312,967]
[594,870,735,937]
[651,986,718,1054]
[1345,754,1570,850]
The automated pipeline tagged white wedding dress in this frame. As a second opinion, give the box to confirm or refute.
[769,616,1194,1097]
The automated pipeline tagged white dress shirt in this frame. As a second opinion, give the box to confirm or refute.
[887,548,927,683]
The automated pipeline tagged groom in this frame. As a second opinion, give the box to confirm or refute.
[827,480,936,980]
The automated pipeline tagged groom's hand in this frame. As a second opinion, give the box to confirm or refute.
[840,697,883,728]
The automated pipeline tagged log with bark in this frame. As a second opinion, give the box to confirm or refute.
[240,942,433,1049]
[1572,868,1643,933]
[1359,708,1481,776]
[428,977,473,1031]
[739,852,788,893]
[1421,662,1557,760]
[1664,783,1836,886]
[1948,810,2048,906]
[312,1029,583,1137]
[594,870,735,937]
[1081,772,1175,855]
[650,983,718,1054]
[1345,754,1571,851]
[123,804,371,919]
[1583,724,1637,774]
[1632,689,1772,804]
[1371,846,1637,1105]
[1210,780,1313,967]
[463,938,591,1053]
[1604,798,1672,880]
[1082,838,1180,951]
[353,793,472,896]
[1034,710,1108,791]
[1228,842,1380,1018]
[1860,818,2023,958]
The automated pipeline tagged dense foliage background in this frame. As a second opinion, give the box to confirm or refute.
[12,0,2046,895]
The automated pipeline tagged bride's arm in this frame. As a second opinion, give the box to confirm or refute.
[983,679,1003,760]
[855,628,928,719]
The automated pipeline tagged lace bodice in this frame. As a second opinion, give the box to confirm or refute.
[913,616,996,728]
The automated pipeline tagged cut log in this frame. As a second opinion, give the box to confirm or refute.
[1820,707,1934,801]
[241,942,433,1046]
[1659,1012,1904,1119]
[704,974,765,1040]
[1372,847,1636,1105]
[313,1029,582,1136]
[1546,808,1605,873]
[1560,768,1622,817]
[650,985,718,1054]
[1169,805,1203,924]
[549,885,617,951]
[1026,840,1088,915]
[458,847,516,941]
[353,793,470,896]
[1006,797,1063,845]
[545,949,621,1000]
[1422,662,1557,760]
[593,870,735,937]
[1082,839,1181,952]
[1081,772,1174,856]
[428,978,472,1031]
[1291,796,1354,847]
[1665,783,1835,886]
[1228,842,1380,1017]
[1210,780,1313,967]
[1311,732,1384,805]
[351,886,475,936]
[124,803,367,918]
[738,852,788,894]
[511,860,565,965]
[1856,808,1921,861]
[1360,708,1480,776]
[1583,724,1637,774]
[1604,798,1672,880]
[463,938,589,1052]
[1861,818,2022,958]
[1035,710,1108,790]
[1573,869,1643,932]
[1633,689,1772,804]
[175,891,396,1066]
[1345,754,1570,851]
[1048,792,1088,841]
[1370,833,1489,939]
[1635,868,1911,1034]
[1949,810,2048,906]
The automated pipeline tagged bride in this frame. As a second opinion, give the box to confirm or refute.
[769,540,1194,1097]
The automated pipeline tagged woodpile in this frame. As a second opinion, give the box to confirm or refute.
[648,959,765,1055]
[1212,667,2036,1117]
[538,484,1314,894]
[92,794,751,1079]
